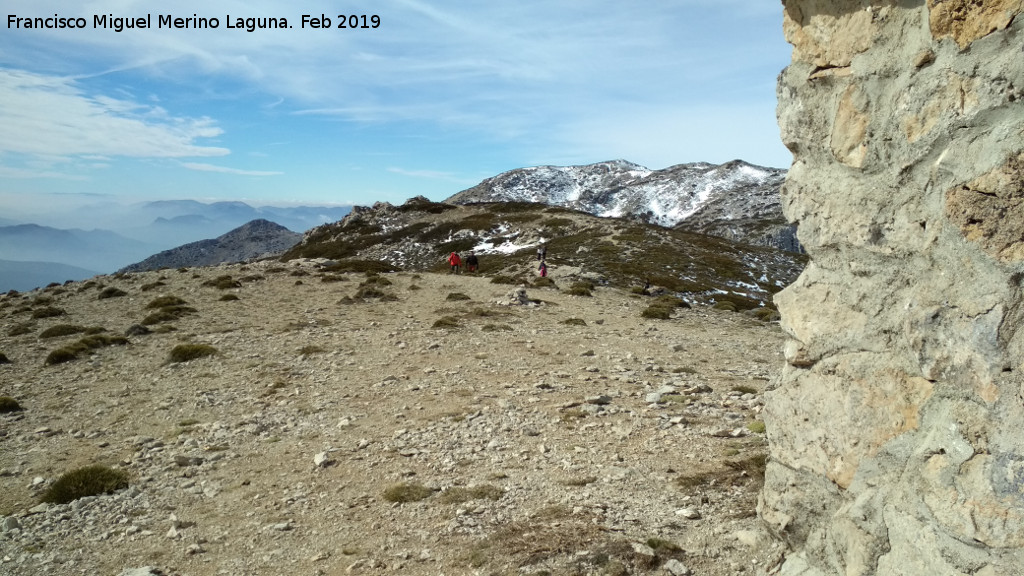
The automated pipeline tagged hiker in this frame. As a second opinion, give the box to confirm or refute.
[537,244,547,261]
[465,252,479,273]
[538,261,547,278]
[448,251,462,274]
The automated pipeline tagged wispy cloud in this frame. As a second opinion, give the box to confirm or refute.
[387,167,474,184]
[182,162,283,176]
[0,69,228,158]
[0,165,89,181]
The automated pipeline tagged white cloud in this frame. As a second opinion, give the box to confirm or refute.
[387,167,474,184]
[182,162,282,176]
[0,69,229,158]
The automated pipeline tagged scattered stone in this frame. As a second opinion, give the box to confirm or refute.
[663,559,692,575]
[314,452,333,467]
[118,568,164,576]
[675,508,701,520]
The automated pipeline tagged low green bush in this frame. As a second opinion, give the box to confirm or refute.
[141,305,196,325]
[566,282,594,296]
[7,323,33,337]
[98,287,128,299]
[31,307,67,319]
[145,296,188,309]
[381,482,435,503]
[44,334,128,365]
[39,325,87,339]
[446,292,471,301]
[432,316,461,329]
[168,344,218,363]
[40,465,129,504]
[0,396,22,412]
[203,275,240,290]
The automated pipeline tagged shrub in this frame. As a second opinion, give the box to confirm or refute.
[141,281,166,292]
[39,325,87,339]
[432,316,461,329]
[203,275,240,290]
[7,323,33,337]
[446,292,471,301]
[40,465,129,504]
[751,307,781,322]
[438,484,504,504]
[566,282,594,296]
[361,274,393,286]
[714,301,738,312]
[44,334,128,365]
[298,345,326,356]
[747,421,767,434]
[0,396,22,412]
[218,294,240,301]
[482,323,513,332]
[732,385,758,395]
[168,344,218,363]
[141,305,196,325]
[145,296,188,309]
[98,287,127,299]
[321,260,398,275]
[45,348,80,365]
[642,296,689,320]
[561,318,587,327]
[533,277,557,288]
[31,307,66,319]
[381,482,435,503]
[125,324,151,337]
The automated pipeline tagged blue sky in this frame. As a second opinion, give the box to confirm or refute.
[0,0,792,218]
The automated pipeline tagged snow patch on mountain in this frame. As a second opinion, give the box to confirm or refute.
[446,159,784,228]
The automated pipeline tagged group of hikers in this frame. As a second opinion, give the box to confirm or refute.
[446,243,549,276]
[447,251,479,274]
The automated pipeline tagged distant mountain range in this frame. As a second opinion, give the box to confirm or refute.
[0,201,351,292]
[119,219,301,273]
[447,159,799,252]
[0,259,99,293]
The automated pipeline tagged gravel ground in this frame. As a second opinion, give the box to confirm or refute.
[0,260,786,576]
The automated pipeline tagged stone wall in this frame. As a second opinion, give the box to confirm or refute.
[762,1,1024,574]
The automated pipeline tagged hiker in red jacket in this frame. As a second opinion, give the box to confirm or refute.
[448,252,462,274]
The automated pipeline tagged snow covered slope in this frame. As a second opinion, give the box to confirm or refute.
[446,159,799,252]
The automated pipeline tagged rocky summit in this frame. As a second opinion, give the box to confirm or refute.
[2,260,787,575]
[445,160,797,252]
[120,220,301,274]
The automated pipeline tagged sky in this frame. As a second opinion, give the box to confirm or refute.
[0,0,793,218]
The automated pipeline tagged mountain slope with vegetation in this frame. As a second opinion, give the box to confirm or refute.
[282,197,806,311]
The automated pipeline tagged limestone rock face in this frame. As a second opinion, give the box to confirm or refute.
[763,2,1024,575]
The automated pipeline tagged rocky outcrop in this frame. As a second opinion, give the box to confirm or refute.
[762,2,1024,575]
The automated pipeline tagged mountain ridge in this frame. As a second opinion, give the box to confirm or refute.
[446,159,798,252]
